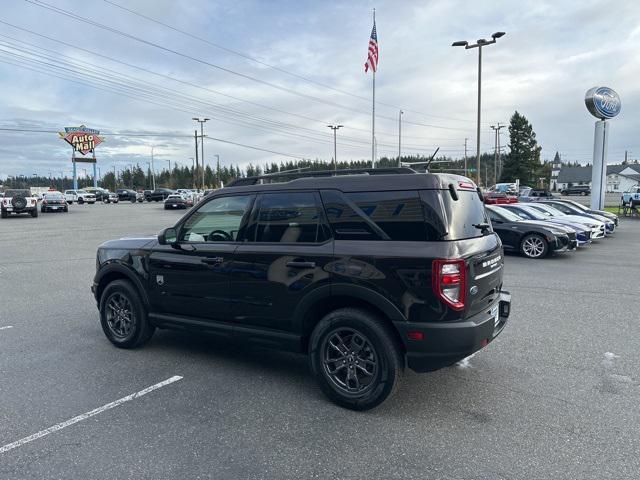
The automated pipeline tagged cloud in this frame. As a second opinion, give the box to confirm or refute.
[0,0,639,179]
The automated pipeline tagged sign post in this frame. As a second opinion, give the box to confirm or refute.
[59,125,104,190]
[584,87,621,210]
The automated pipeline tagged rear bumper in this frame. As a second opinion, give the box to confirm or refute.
[398,291,511,373]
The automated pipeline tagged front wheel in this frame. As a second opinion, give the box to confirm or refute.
[309,308,403,411]
[99,279,155,348]
[31,209,38,218]
[520,233,548,259]
[78,198,84,204]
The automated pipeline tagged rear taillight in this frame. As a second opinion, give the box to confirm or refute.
[432,259,466,311]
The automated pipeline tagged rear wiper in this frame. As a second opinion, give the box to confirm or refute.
[473,222,491,232]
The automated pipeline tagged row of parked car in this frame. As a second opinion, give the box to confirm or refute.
[485,199,618,258]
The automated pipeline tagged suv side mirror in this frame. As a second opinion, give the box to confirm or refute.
[158,227,178,245]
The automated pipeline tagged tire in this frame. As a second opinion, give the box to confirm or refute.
[12,195,27,210]
[31,209,38,218]
[41,207,45,213]
[1,210,7,218]
[560,190,567,196]
[99,279,155,348]
[64,207,68,212]
[78,198,84,204]
[309,308,403,411]
[89,201,95,204]
[67,201,73,205]
[520,233,548,259]
[130,198,136,203]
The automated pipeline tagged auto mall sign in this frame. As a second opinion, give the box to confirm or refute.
[59,125,104,157]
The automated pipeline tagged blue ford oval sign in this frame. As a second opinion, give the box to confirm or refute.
[585,87,621,119]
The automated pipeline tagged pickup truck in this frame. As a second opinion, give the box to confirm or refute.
[64,189,96,204]
[621,185,640,205]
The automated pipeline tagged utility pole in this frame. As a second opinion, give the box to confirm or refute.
[327,125,343,171]
[625,150,628,163]
[214,154,220,187]
[491,123,505,183]
[398,110,403,167]
[464,137,468,176]
[193,117,209,190]
[150,146,156,190]
[193,131,199,189]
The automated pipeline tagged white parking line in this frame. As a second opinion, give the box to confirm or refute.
[0,326,13,330]
[0,375,183,454]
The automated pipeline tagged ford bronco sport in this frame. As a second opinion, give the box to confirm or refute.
[92,168,511,410]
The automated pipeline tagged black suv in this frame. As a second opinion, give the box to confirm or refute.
[560,185,590,196]
[147,188,174,202]
[92,169,511,410]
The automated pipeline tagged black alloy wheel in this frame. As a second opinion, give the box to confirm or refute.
[309,308,403,410]
[99,279,155,348]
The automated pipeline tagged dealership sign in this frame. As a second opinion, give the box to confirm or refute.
[585,87,621,120]
[59,125,104,156]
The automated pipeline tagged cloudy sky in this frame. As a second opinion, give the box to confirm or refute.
[0,0,638,179]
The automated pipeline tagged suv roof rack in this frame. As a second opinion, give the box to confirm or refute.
[227,167,418,187]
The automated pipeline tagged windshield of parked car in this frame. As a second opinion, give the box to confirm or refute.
[566,201,588,211]
[517,205,548,220]
[488,205,522,222]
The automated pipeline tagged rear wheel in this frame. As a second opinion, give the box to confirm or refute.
[309,308,403,411]
[99,279,155,348]
[1,210,7,218]
[31,209,38,218]
[520,233,548,259]
[78,198,84,204]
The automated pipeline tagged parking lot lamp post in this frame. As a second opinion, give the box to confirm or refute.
[452,31,505,186]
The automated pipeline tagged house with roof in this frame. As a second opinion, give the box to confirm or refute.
[551,163,640,192]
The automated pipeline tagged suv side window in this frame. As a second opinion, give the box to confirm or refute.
[249,192,328,243]
[179,195,252,242]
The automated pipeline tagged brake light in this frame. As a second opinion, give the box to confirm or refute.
[458,181,476,190]
[432,259,466,311]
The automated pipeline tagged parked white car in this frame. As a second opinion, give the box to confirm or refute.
[64,189,96,204]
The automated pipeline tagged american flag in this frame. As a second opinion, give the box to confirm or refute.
[364,21,378,73]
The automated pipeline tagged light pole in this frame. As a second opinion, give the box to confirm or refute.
[150,146,156,190]
[327,125,343,171]
[491,123,505,184]
[452,31,505,186]
[213,154,220,187]
[398,110,403,167]
[165,159,171,188]
[464,137,468,177]
[193,117,209,190]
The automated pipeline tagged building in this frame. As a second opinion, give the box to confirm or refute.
[551,163,640,192]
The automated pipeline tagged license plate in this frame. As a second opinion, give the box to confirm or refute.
[491,306,499,327]
[52,206,59,210]
[172,204,177,207]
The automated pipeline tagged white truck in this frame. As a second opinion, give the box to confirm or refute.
[64,189,96,204]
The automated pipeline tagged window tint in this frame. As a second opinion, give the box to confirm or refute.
[440,190,490,239]
[322,190,440,241]
[180,195,252,242]
[250,192,327,243]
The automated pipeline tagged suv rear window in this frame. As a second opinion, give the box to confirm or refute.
[437,190,489,240]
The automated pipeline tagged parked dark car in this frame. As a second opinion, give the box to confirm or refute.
[41,192,68,213]
[147,188,174,202]
[116,189,138,203]
[486,205,577,258]
[560,185,590,196]
[163,193,188,210]
[92,169,511,410]
[498,203,591,246]
[85,188,110,202]
[539,200,616,233]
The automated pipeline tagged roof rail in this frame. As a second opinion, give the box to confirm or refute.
[226,167,418,187]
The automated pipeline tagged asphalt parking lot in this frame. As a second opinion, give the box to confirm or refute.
[1,202,639,480]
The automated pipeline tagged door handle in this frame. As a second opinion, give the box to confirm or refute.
[201,256,224,265]
[286,261,316,268]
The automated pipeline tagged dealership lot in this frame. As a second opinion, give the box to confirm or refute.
[1,202,639,480]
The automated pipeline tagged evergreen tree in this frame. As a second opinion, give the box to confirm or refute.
[500,111,542,185]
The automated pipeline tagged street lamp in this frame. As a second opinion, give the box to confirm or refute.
[327,125,343,171]
[398,110,403,167]
[452,31,505,186]
[192,117,209,190]
[150,146,156,190]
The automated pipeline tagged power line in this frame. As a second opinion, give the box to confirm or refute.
[102,0,484,126]
[23,0,473,132]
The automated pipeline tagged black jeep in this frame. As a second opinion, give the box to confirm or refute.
[92,168,511,410]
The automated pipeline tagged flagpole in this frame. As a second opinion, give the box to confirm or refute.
[371,8,376,169]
